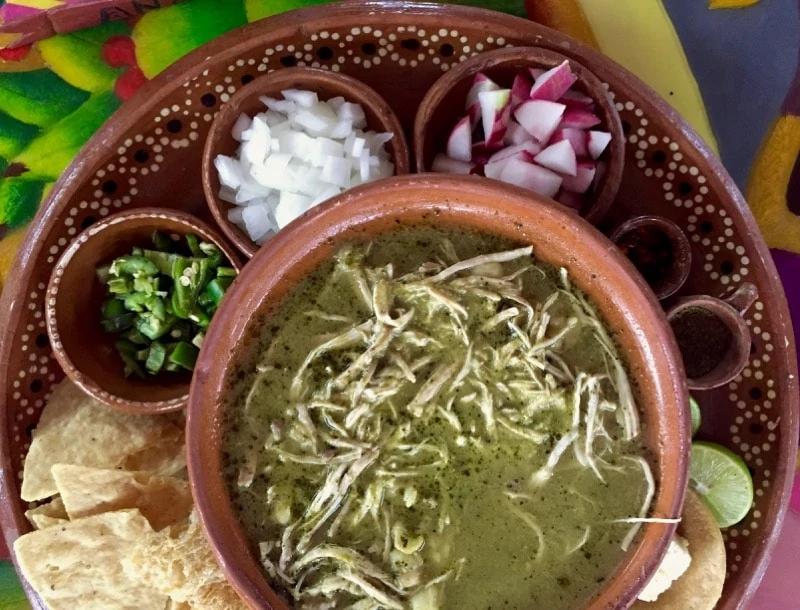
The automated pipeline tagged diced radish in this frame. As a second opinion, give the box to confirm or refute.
[514,100,566,144]
[503,120,532,146]
[534,140,577,176]
[498,159,563,198]
[561,159,597,193]
[484,157,517,180]
[447,116,473,162]
[529,67,546,80]
[472,139,504,156]
[487,141,542,164]
[432,153,476,175]
[556,189,585,211]
[529,60,578,102]
[466,73,500,125]
[587,130,612,159]
[511,74,533,109]
[561,90,595,110]
[479,89,511,144]
[550,127,588,157]
[560,108,601,129]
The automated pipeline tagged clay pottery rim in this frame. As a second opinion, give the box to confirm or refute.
[609,215,692,300]
[202,66,411,259]
[413,46,625,225]
[45,207,243,414]
[187,174,689,610]
[666,282,758,392]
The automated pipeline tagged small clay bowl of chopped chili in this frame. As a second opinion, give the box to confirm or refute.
[610,215,692,300]
[46,207,243,414]
[666,282,758,391]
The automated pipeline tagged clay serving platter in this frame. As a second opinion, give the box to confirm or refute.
[0,1,797,608]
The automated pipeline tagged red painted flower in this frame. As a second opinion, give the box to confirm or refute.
[0,44,32,62]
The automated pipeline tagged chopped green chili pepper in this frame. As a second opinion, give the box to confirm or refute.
[102,298,127,319]
[169,341,199,370]
[145,341,167,374]
[96,265,112,284]
[216,267,237,278]
[186,233,203,257]
[188,306,210,329]
[124,328,150,345]
[102,312,136,333]
[203,277,232,307]
[123,292,150,312]
[97,231,237,378]
[136,312,175,340]
[111,255,158,277]
[107,277,133,295]
[151,230,171,251]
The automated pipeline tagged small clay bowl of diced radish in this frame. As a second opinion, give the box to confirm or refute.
[203,67,410,258]
[414,47,624,224]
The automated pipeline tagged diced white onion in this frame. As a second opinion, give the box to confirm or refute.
[215,89,395,244]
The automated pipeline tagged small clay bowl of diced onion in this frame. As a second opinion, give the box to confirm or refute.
[414,46,624,224]
[203,67,410,258]
[45,207,243,414]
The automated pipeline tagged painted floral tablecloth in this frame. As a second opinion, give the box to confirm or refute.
[0,0,798,607]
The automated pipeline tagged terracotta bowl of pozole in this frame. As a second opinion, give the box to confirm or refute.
[187,174,690,610]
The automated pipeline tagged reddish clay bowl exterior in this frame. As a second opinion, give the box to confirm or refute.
[46,207,243,414]
[610,215,692,300]
[413,46,625,225]
[202,66,411,259]
[666,282,758,391]
[188,174,689,610]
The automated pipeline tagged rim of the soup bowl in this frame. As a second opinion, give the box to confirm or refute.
[187,174,690,610]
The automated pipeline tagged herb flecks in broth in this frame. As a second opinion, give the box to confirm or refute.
[224,228,653,610]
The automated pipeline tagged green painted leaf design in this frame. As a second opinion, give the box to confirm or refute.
[37,22,129,93]
[0,113,39,160]
[0,560,28,610]
[133,0,247,78]
[0,70,90,128]
[0,176,46,230]
[244,0,328,22]
[12,91,121,180]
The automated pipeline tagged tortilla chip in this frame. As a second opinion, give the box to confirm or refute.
[14,509,169,610]
[21,380,185,501]
[52,464,193,531]
[24,496,68,530]
[123,512,247,610]
[632,490,726,610]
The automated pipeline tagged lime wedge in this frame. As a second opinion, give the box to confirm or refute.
[689,396,701,437]
[689,441,754,528]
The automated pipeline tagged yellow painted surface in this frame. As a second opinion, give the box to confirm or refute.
[0,227,27,295]
[11,0,61,9]
[746,116,800,253]
[710,0,760,9]
[575,0,719,154]
[525,0,598,48]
